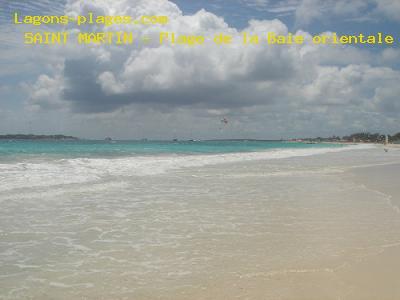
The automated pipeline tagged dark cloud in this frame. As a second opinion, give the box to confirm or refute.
[16,0,400,138]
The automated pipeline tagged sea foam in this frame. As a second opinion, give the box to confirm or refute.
[0,144,373,192]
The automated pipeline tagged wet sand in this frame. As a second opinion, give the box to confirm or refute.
[167,161,400,300]
[1,146,400,299]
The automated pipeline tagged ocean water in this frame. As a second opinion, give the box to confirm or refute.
[0,140,345,158]
[3,141,400,299]
[0,140,347,191]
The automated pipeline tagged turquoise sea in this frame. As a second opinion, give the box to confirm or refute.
[0,139,352,191]
[0,140,344,160]
[0,139,380,299]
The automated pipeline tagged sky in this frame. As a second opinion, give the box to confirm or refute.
[0,0,399,140]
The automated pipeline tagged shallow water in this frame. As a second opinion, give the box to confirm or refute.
[0,141,359,192]
[0,140,345,159]
[1,145,400,299]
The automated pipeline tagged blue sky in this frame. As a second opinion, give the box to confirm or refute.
[0,0,399,139]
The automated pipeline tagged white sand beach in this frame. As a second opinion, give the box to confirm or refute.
[1,145,400,299]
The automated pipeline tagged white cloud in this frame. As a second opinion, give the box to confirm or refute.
[381,48,400,65]
[241,0,300,14]
[295,0,400,25]
[27,74,68,111]
[240,0,269,9]
[9,0,400,138]
[375,0,400,22]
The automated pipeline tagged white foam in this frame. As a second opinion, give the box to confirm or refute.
[0,144,373,192]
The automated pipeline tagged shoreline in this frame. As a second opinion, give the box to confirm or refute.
[0,144,372,192]
[1,146,400,299]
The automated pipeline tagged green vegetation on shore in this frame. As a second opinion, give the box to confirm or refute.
[1,132,399,143]
[300,132,400,143]
[0,134,79,140]
[343,132,400,143]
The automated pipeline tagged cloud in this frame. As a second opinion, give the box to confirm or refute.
[240,0,269,10]
[0,0,65,24]
[380,48,400,65]
[295,0,371,25]
[375,0,400,22]
[240,0,400,22]
[30,4,305,113]
[302,64,400,108]
[28,74,67,111]
[374,85,400,116]
[295,0,400,25]
[17,0,400,138]
[240,0,299,14]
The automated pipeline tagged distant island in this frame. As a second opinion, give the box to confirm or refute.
[1,132,399,144]
[0,134,79,140]
[292,132,400,144]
